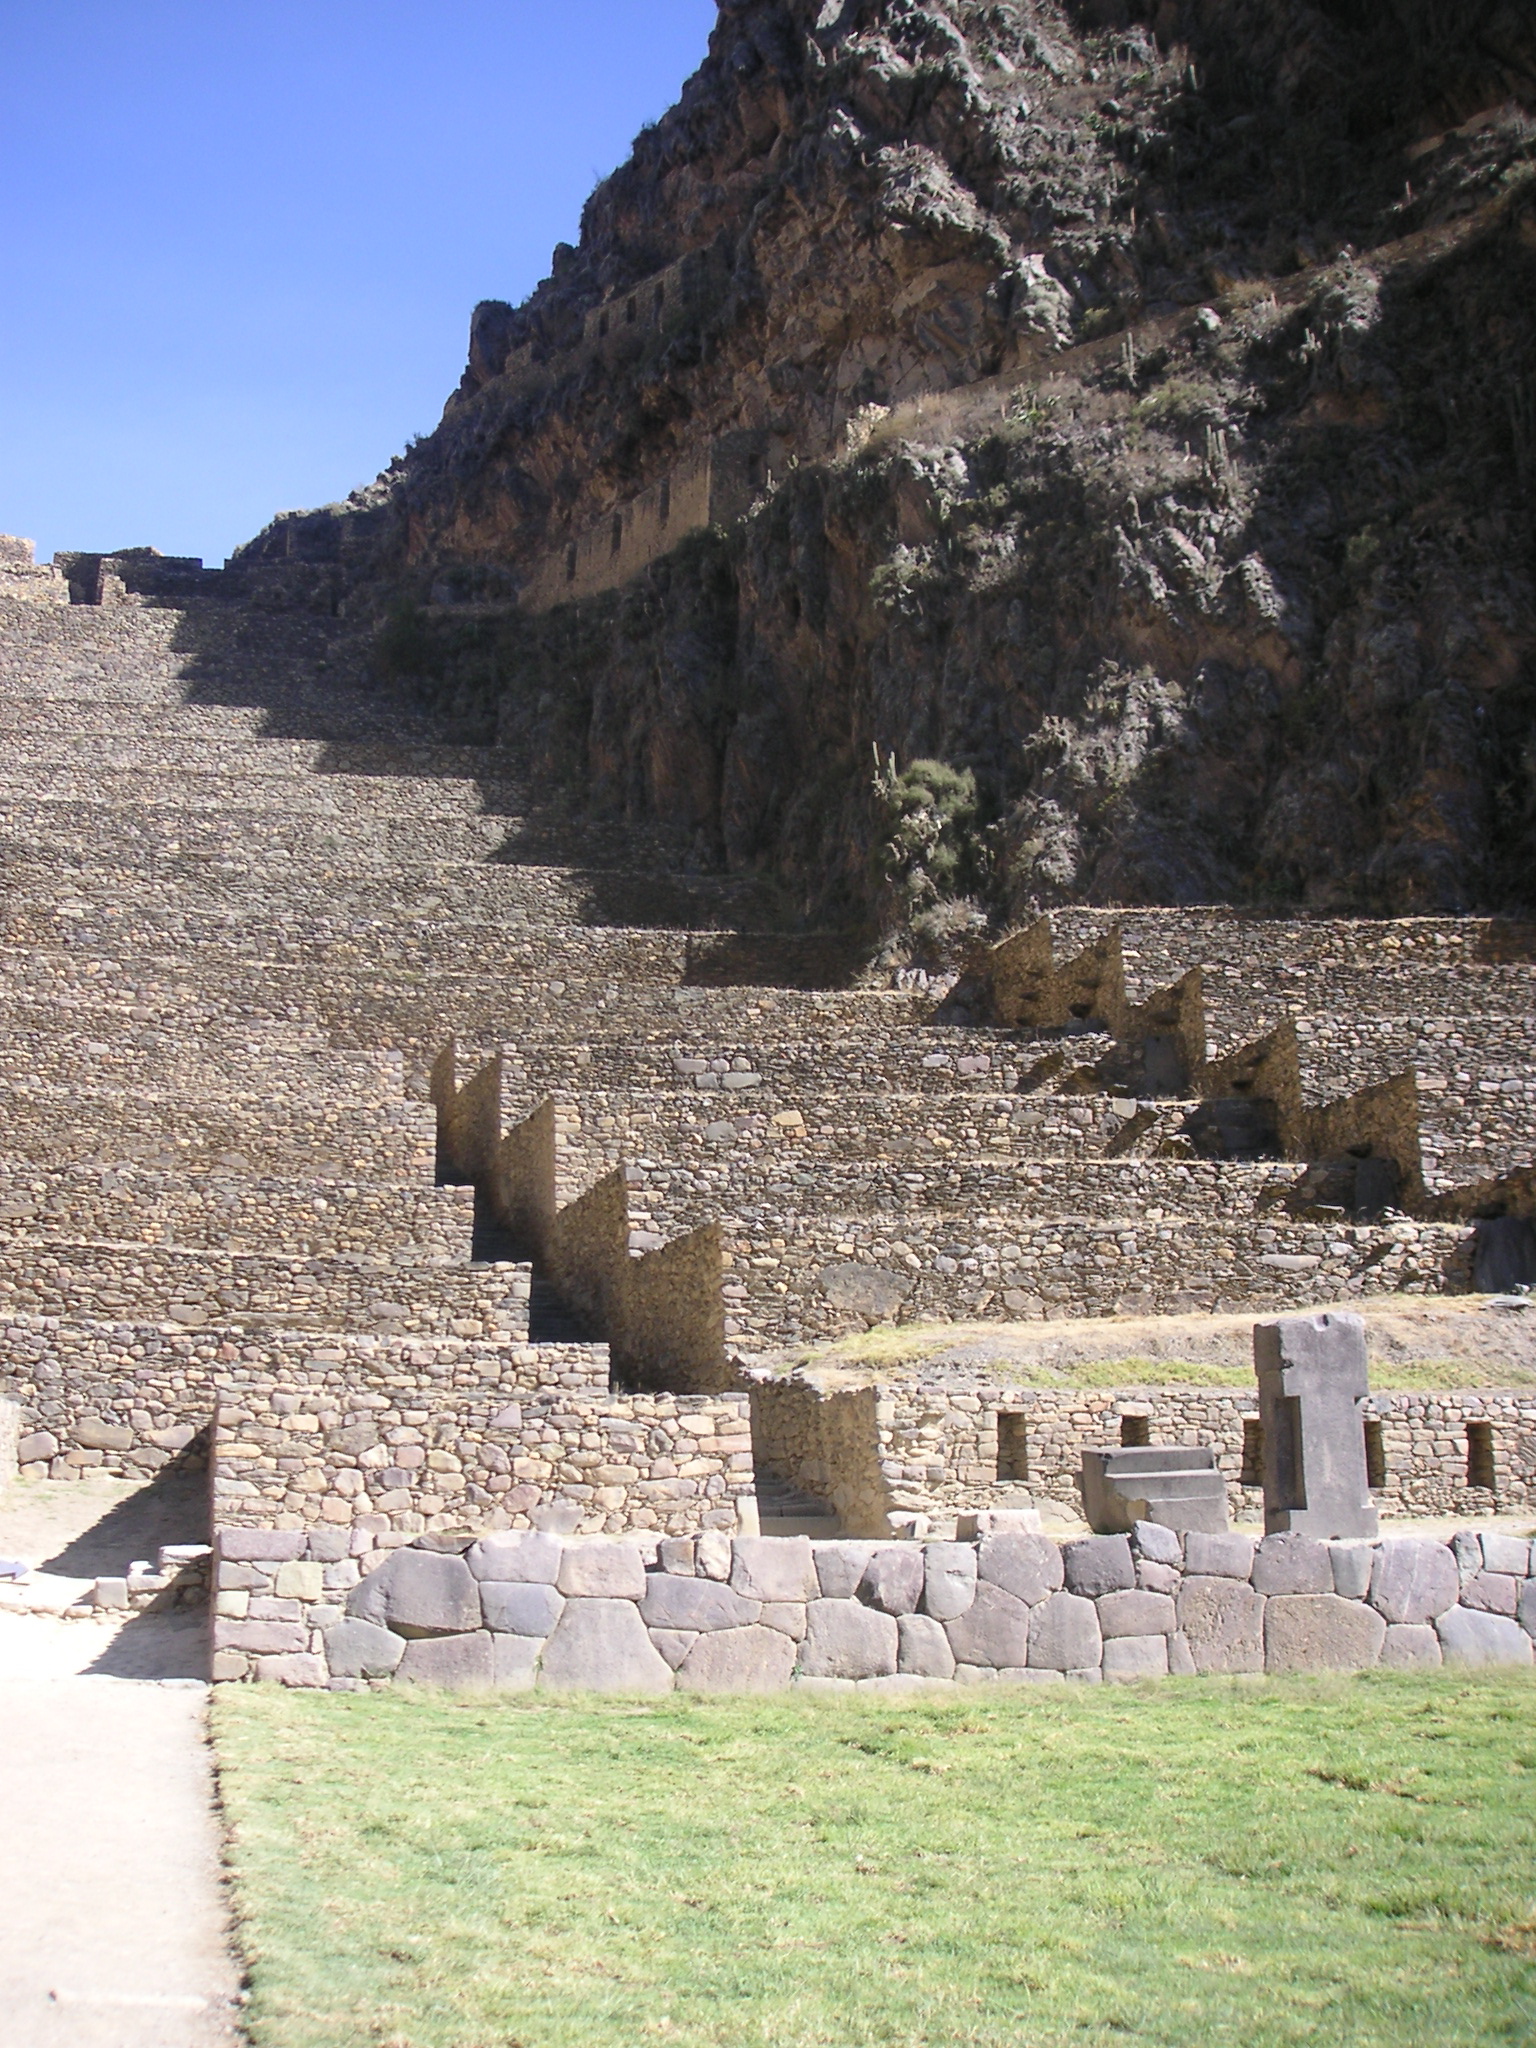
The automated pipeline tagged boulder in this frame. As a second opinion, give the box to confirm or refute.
[1368,1540,1459,1626]
[1183,1532,1254,1581]
[977,1533,1062,1605]
[731,1536,817,1604]
[812,1542,878,1600]
[539,1599,675,1693]
[467,1532,563,1584]
[1175,1577,1265,1674]
[1027,1592,1102,1672]
[858,1548,925,1616]
[943,1582,1030,1669]
[1264,1594,1386,1673]
[481,1582,564,1636]
[323,1619,406,1680]
[639,1576,760,1633]
[1096,1589,1177,1639]
[1102,1635,1169,1682]
[555,1541,646,1600]
[1435,1606,1534,1668]
[1061,1536,1134,1598]
[678,1625,797,1694]
[1251,1534,1332,1597]
[799,1600,899,1681]
[347,1549,482,1638]
[921,1542,977,1620]
[897,1613,956,1679]
[396,1632,495,1690]
[1380,1623,1442,1669]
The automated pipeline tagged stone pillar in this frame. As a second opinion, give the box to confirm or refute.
[1253,1312,1378,1539]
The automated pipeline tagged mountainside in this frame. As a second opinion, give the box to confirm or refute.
[233,0,1536,949]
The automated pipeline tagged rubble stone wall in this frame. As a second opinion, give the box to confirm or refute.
[209,1524,1536,1692]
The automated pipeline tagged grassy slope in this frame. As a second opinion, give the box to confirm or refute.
[216,1676,1536,2048]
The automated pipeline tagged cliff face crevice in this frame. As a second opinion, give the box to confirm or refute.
[231,0,1536,940]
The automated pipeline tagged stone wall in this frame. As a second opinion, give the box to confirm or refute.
[209,1524,1536,1691]
[0,537,67,605]
[854,1380,1536,1522]
[748,1378,894,1534]
[0,1396,17,1486]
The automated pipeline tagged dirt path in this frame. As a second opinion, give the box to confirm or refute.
[0,1480,242,2046]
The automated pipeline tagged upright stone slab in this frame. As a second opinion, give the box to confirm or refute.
[1253,1311,1378,1540]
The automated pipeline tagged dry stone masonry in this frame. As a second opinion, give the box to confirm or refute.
[0,556,1532,1632]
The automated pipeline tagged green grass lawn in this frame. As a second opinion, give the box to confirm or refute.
[215,1674,1536,2048]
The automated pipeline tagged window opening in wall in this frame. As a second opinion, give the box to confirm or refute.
[996,1411,1029,1483]
[611,513,624,557]
[1119,1411,1151,1448]
[1240,1416,1264,1489]
[626,296,637,324]
[1466,1419,1496,1491]
[658,478,671,529]
[565,544,577,585]
[1363,1415,1387,1490]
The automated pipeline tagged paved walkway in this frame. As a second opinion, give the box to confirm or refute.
[0,1619,242,2047]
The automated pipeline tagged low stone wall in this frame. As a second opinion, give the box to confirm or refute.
[857,1381,1536,1521]
[210,1524,1536,1691]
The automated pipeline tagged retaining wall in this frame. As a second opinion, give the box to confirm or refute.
[209,1524,1536,1691]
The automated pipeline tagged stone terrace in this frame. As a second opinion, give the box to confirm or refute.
[0,568,1532,1540]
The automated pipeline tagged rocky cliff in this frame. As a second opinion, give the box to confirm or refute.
[232,0,1536,947]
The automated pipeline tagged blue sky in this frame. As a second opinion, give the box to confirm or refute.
[0,1,717,565]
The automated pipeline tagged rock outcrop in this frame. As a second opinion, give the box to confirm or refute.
[231,0,1536,938]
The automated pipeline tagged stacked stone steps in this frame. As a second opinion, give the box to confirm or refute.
[0,1240,531,1337]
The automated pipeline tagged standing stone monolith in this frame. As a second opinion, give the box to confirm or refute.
[1253,1312,1378,1540]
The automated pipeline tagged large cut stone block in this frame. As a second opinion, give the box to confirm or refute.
[858,1547,925,1616]
[639,1576,760,1633]
[1096,1589,1177,1639]
[731,1536,817,1604]
[539,1599,674,1693]
[1176,1577,1266,1674]
[1368,1540,1459,1626]
[799,1600,898,1680]
[1133,1521,1184,1567]
[1380,1624,1441,1669]
[481,1582,564,1636]
[1027,1592,1102,1672]
[1461,1572,1519,1617]
[1251,1534,1332,1596]
[555,1541,646,1600]
[897,1613,956,1679]
[396,1632,496,1690]
[1328,1541,1376,1600]
[1081,1444,1229,1535]
[218,1620,306,1655]
[468,1532,563,1584]
[977,1533,1062,1605]
[323,1619,406,1680]
[1253,1312,1378,1539]
[1264,1593,1386,1673]
[943,1582,1030,1668]
[1062,1536,1134,1597]
[1521,1580,1536,1639]
[347,1549,482,1638]
[1480,1532,1533,1577]
[493,1636,540,1691]
[811,1542,878,1600]
[1183,1531,1254,1581]
[219,1531,308,1563]
[678,1625,797,1694]
[1435,1606,1534,1668]
[921,1542,977,1620]
[1102,1635,1169,1682]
